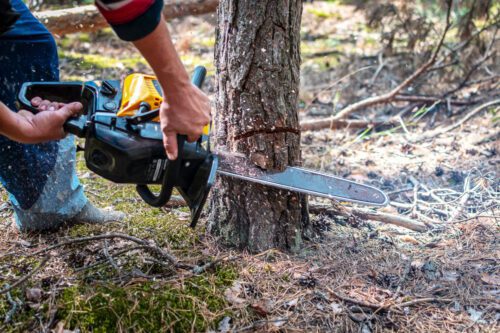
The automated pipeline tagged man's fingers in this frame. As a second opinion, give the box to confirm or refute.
[38,99,53,111]
[164,132,178,160]
[58,102,83,118]
[30,96,42,106]
[47,102,60,111]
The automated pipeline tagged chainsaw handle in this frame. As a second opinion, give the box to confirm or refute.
[17,83,40,113]
[135,66,206,207]
[191,66,207,88]
[17,82,90,138]
[136,135,186,207]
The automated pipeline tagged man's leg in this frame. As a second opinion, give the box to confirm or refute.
[0,0,123,231]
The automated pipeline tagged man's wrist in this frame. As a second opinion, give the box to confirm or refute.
[155,65,191,93]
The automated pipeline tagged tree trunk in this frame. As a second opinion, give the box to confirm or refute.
[208,0,308,253]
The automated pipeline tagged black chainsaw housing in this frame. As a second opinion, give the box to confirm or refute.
[17,66,216,227]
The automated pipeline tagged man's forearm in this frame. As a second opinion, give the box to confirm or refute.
[132,18,191,97]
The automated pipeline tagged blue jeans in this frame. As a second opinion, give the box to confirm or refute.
[0,0,87,230]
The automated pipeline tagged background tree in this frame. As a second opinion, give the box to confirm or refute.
[208,0,309,252]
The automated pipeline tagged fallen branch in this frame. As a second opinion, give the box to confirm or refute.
[393,95,481,106]
[347,208,428,232]
[103,239,121,274]
[300,0,453,131]
[310,203,428,232]
[415,99,500,141]
[327,286,453,311]
[35,0,219,36]
[326,287,382,310]
[392,297,453,309]
[73,245,148,272]
[0,256,50,295]
[29,233,183,268]
[300,118,396,131]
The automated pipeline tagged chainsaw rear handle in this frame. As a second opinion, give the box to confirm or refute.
[135,66,207,207]
[17,81,95,138]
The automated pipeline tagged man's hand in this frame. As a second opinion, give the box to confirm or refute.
[160,84,210,160]
[0,98,83,144]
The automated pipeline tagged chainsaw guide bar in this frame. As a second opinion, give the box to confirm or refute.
[217,153,388,206]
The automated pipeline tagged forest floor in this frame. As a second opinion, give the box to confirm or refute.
[1,2,499,332]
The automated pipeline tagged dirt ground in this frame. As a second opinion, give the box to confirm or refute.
[1,2,499,332]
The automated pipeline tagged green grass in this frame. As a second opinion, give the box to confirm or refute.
[0,151,236,332]
[59,51,148,71]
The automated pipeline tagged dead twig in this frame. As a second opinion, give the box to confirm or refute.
[310,203,428,232]
[393,95,481,106]
[300,118,397,132]
[415,99,500,141]
[301,0,453,131]
[73,245,148,272]
[29,233,183,268]
[326,287,383,310]
[393,297,454,309]
[348,208,428,232]
[192,255,240,274]
[327,286,454,312]
[447,175,473,222]
[445,26,498,97]
[103,239,121,275]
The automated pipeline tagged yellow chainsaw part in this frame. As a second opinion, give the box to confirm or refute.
[117,73,210,135]
[118,73,162,121]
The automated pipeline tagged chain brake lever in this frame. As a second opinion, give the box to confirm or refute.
[126,108,160,125]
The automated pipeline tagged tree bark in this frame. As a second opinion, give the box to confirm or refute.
[208,0,308,253]
[35,0,219,36]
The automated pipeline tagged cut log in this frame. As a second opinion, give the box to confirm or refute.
[35,0,219,36]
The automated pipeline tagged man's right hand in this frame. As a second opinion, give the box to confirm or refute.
[160,83,211,160]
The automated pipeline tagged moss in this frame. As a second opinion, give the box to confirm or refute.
[57,265,237,332]
[59,51,147,71]
[306,7,342,19]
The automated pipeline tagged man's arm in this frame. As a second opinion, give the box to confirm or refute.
[96,0,210,160]
[0,99,82,144]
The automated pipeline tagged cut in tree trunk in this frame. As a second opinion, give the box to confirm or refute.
[208,0,309,253]
[35,0,219,36]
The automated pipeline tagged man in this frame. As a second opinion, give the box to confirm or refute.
[0,0,211,231]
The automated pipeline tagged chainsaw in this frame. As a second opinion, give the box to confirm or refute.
[17,66,388,227]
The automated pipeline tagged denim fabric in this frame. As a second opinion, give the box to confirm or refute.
[0,0,87,230]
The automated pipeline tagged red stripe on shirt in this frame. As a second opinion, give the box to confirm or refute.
[96,0,156,25]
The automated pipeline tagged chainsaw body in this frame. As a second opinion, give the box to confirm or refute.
[18,67,216,227]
